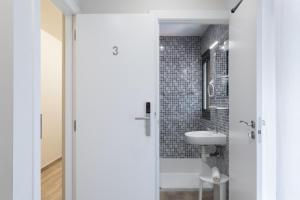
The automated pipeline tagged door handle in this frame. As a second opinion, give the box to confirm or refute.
[239,120,256,140]
[135,102,151,137]
[239,120,256,129]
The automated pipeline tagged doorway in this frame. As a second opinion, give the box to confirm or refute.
[40,0,65,199]
[37,9,260,200]
[73,13,232,200]
[158,21,229,200]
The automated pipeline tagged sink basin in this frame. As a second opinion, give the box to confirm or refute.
[185,131,227,145]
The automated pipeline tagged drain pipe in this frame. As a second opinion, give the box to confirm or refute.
[201,146,222,161]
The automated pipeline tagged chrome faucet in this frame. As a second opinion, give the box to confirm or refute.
[207,127,218,134]
[215,125,219,134]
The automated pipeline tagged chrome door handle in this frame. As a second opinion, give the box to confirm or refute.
[135,102,151,137]
[249,131,256,140]
[240,120,256,140]
[239,120,256,129]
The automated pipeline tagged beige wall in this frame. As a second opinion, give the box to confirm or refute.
[41,0,64,41]
[41,0,64,168]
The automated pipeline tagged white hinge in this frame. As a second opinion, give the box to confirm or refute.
[73,29,76,41]
[73,120,77,132]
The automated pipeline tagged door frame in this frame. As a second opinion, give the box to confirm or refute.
[151,10,230,200]
[153,8,274,200]
[70,10,230,200]
[37,1,78,200]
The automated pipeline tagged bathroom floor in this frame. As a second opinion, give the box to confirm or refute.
[160,191,213,200]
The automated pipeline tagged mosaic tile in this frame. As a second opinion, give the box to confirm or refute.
[160,25,229,175]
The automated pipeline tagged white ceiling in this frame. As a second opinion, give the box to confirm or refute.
[77,0,228,13]
[159,22,209,36]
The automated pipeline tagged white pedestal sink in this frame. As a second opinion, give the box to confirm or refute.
[185,131,227,145]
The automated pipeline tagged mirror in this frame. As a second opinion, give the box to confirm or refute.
[201,40,229,119]
[202,49,212,120]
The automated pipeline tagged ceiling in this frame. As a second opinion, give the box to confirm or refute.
[76,0,228,13]
[159,22,209,36]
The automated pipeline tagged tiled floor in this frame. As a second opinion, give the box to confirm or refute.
[160,191,213,200]
[41,159,62,200]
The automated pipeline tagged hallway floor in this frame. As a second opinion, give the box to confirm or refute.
[41,159,213,200]
[42,159,62,200]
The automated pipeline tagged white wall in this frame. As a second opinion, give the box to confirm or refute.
[13,0,41,199]
[41,30,63,168]
[78,0,228,13]
[1,0,67,198]
[0,0,13,199]
[276,0,300,199]
[0,1,41,199]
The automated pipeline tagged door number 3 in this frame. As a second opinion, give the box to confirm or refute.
[112,46,118,56]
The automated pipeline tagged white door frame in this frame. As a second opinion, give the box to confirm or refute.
[64,15,75,200]
[70,10,229,200]
[35,1,79,200]
[259,0,277,199]
[50,0,79,196]
[151,10,229,200]
[153,8,275,200]
[62,14,78,200]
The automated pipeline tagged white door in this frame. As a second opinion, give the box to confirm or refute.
[229,0,259,199]
[75,14,157,200]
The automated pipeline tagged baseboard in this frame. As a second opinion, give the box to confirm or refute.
[41,157,62,172]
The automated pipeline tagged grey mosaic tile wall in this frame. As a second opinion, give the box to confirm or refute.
[160,36,203,158]
[200,25,229,175]
[159,25,229,174]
